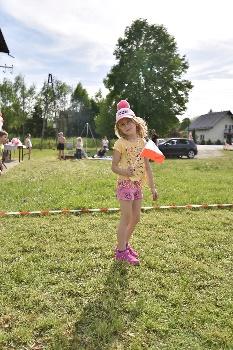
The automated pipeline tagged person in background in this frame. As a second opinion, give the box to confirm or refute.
[102,136,109,151]
[97,147,107,158]
[188,131,193,140]
[24,133,32,160]
[57,132,66,160]
[75,137,83,159]
[112,100,158,265]
[0,130,8,175]
[151,130,159,146]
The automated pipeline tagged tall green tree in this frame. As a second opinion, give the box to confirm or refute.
[104,19,193,135]
[71,82,90,112]
[38,78,71,122]
[179,117,191,131]
[37,77,72,139]
[94,95,115,139]
[0,75,36,134]
[69,82,96,137]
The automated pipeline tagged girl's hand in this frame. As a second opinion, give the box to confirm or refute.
[125,166,134,177]
[151,188,158,201]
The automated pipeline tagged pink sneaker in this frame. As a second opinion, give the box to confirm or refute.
[115,249,140,265]
[127,243,139,258]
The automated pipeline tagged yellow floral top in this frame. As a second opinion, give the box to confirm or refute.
[113,137,146,182]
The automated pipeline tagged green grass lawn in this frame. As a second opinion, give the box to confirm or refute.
[0,150,233,349]
[0,149,233,211]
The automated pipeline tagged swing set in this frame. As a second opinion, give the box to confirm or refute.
[65,122,98,159]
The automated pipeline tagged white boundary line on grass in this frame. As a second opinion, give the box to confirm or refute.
[0,204,232,217]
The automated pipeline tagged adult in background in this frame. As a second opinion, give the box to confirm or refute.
[151,130,159,146]
[24,133,32,160]
[57,132,66,160]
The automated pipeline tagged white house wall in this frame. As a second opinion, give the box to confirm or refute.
[195,115,233,143]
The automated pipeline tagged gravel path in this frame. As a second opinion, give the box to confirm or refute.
[1,160,19,174]
[196,145,224,159]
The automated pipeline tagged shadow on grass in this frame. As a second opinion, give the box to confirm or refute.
[71,261,129,350]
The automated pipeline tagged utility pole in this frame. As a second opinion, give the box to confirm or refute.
[0,64,13,73]
[40,74,56,149]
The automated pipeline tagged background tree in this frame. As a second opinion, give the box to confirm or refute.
[37,77,72,140]
[71,82,90,112]
[23,104,43,137]
[0,75,36,136]
[94,95,115,139]
[69,82,96,137]
[179,117,191,132]
[104,19,193,135]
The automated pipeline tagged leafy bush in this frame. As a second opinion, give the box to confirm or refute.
[215,139,222,145]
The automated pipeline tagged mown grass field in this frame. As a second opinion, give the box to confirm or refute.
[0,150,233,350]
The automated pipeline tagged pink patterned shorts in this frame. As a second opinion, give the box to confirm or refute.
[116,180,143,201]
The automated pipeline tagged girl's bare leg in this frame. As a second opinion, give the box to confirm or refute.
[117,200,133,251]
[126,199,142,243]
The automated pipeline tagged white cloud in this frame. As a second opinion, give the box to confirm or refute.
[1,0,233,118]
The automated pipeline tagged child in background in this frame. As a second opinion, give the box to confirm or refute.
[112,100,158,265]
[57,132,66,160]
[24,133,32,160]
[102,136,109,151]
[0,130,8,175]
[75,137,83,159]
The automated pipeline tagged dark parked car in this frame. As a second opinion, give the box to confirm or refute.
[158,138,198,159]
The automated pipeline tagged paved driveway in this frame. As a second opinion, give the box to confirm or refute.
[196,145,224,159]
[1,160,19,174]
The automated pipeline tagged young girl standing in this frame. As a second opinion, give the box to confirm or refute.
[112,100,158,265]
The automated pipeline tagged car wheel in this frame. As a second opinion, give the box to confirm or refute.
[187,150,195,159]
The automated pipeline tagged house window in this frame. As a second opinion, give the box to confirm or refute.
[200,134,205,140]
[225,125,228,129]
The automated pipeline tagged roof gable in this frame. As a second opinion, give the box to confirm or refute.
[189,111,233,130]
[0,29,9,54]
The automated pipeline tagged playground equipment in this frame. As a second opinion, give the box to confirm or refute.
[80,122,98,155]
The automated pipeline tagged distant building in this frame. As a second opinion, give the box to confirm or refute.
[189,110,233,144]
[0,29,10,54]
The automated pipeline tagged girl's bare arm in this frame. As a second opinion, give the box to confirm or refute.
[112,150,133,177]
[144,158,158,200]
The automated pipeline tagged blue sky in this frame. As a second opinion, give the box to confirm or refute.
[1,0,233,120]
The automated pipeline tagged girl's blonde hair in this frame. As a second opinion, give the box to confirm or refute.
[115,116,148,139]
